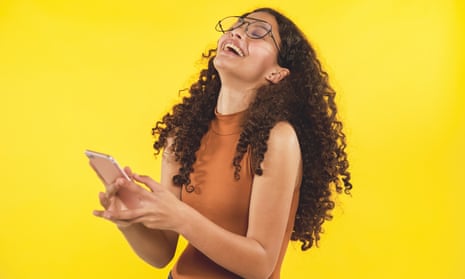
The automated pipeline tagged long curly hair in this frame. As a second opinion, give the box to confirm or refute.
[152,7,352,250]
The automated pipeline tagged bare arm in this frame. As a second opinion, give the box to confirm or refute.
[94,139,181,268]
[178,122,302,278]
[106,122,302,278]
[117,145,181,268]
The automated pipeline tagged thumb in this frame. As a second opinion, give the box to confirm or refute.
[123,166,134,179]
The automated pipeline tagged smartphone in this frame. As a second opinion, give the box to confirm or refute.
[85,150,130,184]
[85,150,141,209]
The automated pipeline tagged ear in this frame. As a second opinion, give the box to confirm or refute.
[265,67,290,84]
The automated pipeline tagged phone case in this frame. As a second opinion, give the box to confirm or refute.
[85,150,141,209]
[85,150,130,184]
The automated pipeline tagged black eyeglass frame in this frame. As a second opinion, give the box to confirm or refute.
[215,16,281,53]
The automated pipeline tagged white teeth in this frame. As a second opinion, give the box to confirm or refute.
[224,43,244,57]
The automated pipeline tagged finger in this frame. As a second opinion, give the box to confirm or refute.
[132,173,159,192]
[105,182,120,198]
[93,209,105,218]
[93,210,131,227]
[114,177,149,197]
[123,166,133,179]
[98,192,110,208]
[104,207,149,221]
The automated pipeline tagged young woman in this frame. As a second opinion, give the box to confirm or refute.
[94,7,352,279]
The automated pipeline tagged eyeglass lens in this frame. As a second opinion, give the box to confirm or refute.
[219,17,271,39]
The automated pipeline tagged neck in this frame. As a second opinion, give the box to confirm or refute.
[216,85,256,115]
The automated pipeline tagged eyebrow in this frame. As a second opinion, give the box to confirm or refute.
[240,16,269,23]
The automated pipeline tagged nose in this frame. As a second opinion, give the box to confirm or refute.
[230,26,246,39]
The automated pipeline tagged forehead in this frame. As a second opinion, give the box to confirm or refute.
[244,12,278,27]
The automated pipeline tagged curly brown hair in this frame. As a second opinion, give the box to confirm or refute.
[152,7,352,250]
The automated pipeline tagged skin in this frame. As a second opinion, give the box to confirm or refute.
[213,11,290,114]
[93,11,302,279]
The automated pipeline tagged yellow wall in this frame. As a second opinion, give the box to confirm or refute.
[1,0,464,278]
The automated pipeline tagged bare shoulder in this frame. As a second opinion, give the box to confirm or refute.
[264,121,301,167]
[268,121,300,148]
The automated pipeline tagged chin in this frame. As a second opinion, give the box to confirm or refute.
[213,56,229,76]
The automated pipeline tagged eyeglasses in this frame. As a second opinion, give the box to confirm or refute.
[215,16,281,53]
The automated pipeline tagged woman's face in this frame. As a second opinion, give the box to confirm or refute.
[214,11,283,88]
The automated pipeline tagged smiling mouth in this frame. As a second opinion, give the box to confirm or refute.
[223,43,245,57]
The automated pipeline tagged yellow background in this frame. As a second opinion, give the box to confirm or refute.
[1,0,464,278]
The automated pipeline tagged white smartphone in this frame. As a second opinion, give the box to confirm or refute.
[85,149,140,209]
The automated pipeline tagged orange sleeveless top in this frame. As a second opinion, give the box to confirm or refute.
[171,110,300,279]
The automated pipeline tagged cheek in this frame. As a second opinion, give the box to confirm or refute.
[216,33,229,48]
[248,42,278,63]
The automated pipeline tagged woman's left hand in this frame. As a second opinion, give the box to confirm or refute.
[100,173,186,232]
